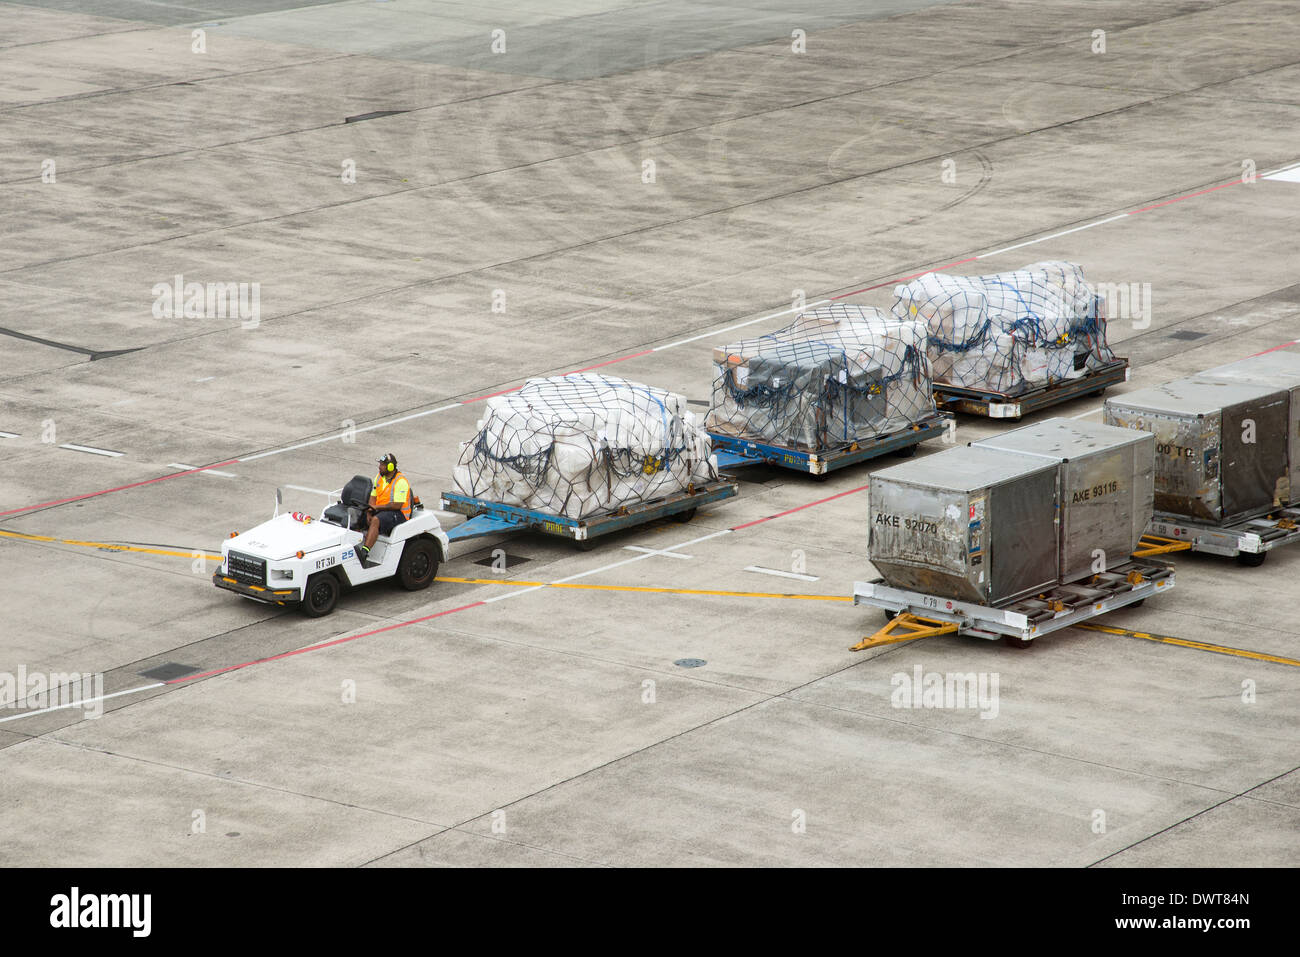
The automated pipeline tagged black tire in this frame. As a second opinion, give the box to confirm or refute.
[1129,599,1145,608]
[894,442,918,457]
[575,537,598,551]
[1089,388,1106,398]
[1003,635,1034,649]
[300,572,340,617]
[672,507,697,523]
[396,537,439,590]
[1237,550,1268,567]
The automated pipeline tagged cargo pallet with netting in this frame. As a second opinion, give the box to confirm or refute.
[1135,508,1300,566]
[705,303,946,474]
[440,480,737,549]
[933,357,1129,419]
[893,261,1128,420]
[851,558,1175,649]
[709,411,951,475]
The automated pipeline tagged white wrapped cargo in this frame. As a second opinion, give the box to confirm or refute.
[705,304,935,451]
[890,261,1116,396]
[452,374,718,520]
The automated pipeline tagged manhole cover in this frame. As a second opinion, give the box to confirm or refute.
[139,663,200,681]
[674,658,707,668]
[473,553,532,569]
[1169,330,1209,340]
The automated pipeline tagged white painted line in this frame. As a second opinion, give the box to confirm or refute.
[1264,167,1300,183]
[168,463,236,478]
[623,545,692,559]
[652,301,831,351]
[239,403,463,461]
[285,485,334,496]
[59,444,123,457]
[195,376,217,382]
[482,529,732,603]
[0,683,164,724]
[0,431,18,439]
[1070,405,1103,420]
[744,565,819,582]
[977,215,1130,259]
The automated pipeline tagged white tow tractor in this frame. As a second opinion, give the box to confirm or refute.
[213,476,450,617]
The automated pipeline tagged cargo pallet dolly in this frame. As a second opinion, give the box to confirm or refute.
[933,358,1130,420]
[440,479,738,549]
[850,557,1176,650]
[1133,508,1300,567]
[708,412,952,476]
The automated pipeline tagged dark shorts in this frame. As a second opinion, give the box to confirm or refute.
[377,510,407,535]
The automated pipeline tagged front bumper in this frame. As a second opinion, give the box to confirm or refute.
[212,572,300,605]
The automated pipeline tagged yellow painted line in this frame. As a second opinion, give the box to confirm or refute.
[434,576,852,602]
[0,528,221,561]
[1076,623,1300,668]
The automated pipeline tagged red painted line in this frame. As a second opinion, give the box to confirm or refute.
[568,349,654,374]
[831,258,979,300]
[166,600,487,684]
[1129,178,1244,214]
[0,460,241,518]
[463,386,521,403]
[1249,339,1299,357]
[730,482,870,531]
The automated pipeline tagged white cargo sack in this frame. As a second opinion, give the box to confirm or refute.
[705,304,935,451]
[890,261,1116,396]
[452,374,718,520]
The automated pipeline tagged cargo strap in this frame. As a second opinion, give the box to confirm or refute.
[1132,534,1193,557]
[851,613,959,652]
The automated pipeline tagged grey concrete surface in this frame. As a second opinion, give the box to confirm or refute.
[1,0,1298,867]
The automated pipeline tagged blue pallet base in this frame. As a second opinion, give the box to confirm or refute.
[709,414,951,476]
[440,480,738,544]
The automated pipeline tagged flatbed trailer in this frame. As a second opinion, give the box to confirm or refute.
[440,479,738,547]
[933,358,1130,420]
[1135,508,1300,566]
[850,557,1175,649]
[708,412,952,475]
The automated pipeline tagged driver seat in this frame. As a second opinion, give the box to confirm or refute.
[323,475,372,531]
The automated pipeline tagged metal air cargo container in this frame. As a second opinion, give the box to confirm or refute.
[868,445,1059,605]
[972,418,1154,584]
[1196,349,1300,506]
[1103,378,1289,525]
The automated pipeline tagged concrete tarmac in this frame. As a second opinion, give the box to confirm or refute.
[0,0,1297,867]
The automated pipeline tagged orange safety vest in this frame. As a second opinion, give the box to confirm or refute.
[372,470,412,519]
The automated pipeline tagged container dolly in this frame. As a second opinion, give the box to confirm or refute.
[850,557,1176,650]
[1134,508,1300,567]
